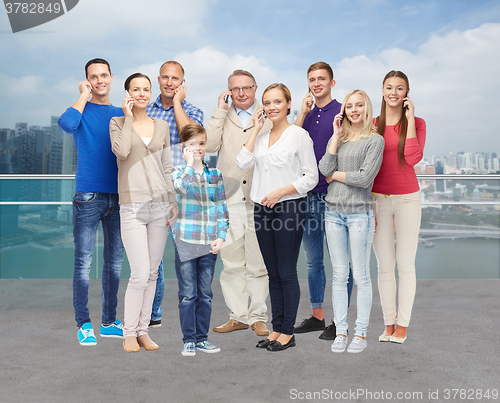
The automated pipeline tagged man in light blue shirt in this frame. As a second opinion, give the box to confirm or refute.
[206,70,272,337]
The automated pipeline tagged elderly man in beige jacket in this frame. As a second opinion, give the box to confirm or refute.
[206,70,272,337]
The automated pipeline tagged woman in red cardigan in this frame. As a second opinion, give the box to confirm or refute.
[372,71,426,344]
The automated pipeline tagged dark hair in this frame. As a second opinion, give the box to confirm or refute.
[180,123,206,143]
[376,70,410,170]
[159,61,185,77]
[262,83,292,115]
[124,73,151,91]
[307,61,334,80]
[85,58,111,78]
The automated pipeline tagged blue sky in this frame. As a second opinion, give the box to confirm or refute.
[1,0,499,156]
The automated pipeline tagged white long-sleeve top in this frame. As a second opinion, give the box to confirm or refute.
[236,125,318,205]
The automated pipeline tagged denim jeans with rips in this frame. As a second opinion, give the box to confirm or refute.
[325,209,374,338]
[72,192,123,327]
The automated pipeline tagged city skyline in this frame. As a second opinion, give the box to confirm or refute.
[1,116,499,175]
[0,1,499,156]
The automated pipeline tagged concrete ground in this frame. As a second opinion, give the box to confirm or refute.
[0,278,498,403]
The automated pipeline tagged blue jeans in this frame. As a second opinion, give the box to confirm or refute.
[174,240,217,343]
[151,258,164,322]
[72,192,123,327]
[325,209,374,338]
[302,193,353,309]
[254,199,305,335]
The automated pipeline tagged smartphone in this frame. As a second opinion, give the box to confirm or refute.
[224,95,229,103]
[259,111,266,122]
[339,110,346,126]
[125,90,133,110]
[86,85,92,93]
[403,91,409,109]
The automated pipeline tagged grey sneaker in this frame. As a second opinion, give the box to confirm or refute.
[331,335,347,353]
[347,336,367,353]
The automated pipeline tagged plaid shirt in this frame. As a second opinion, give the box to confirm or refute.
[172,162,229,245]
[146,95,204,167]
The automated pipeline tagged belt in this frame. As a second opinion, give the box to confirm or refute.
[372,192,395,198]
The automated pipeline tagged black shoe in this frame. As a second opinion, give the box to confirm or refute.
[256,339,275,349]
[267,336,296,351]
[319,321,336,340]
[294,317,325,333]
[148,320,161,328]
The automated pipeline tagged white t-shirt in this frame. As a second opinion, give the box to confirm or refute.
[141,137,152,146]
[236,125,318,205]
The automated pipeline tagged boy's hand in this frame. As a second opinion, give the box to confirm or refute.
[182,147,195,166]
[210,238,224,254]
[166,205,178,226]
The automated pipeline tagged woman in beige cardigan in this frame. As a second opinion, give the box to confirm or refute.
[110,73,177,353]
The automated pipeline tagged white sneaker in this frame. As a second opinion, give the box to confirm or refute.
[331,335,347,353]
[347,336,367,353]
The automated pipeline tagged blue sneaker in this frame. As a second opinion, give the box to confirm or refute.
[100,319,124,338]
[182,342,196,356]
[195,341,220,353]
[78,323,97,346]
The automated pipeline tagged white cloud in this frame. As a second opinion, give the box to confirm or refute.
[1,21,499,156]
[0,0,209,52]
[331,23,500,155]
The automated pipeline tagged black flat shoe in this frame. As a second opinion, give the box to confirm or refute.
[267,335,296,351]
[256,339,275,349]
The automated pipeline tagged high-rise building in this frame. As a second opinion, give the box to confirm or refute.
[493,158,500,172]
[62,129,77,174]
[49,116,63,175]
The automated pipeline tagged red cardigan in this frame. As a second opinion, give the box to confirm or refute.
[372,117,426,195]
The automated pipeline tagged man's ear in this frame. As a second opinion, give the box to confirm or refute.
[330,79,336,89]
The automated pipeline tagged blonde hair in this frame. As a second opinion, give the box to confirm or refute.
[340,90,377,143]
[262,83,292,115]
[227,69,256,87]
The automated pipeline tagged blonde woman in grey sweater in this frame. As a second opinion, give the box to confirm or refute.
[110,73,177,353]
[319,90,384,354]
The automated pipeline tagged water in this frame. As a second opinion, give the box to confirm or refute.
[1,237,498,279]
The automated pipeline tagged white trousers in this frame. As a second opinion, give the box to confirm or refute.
[120,202,169,337]
[373,191,421,327]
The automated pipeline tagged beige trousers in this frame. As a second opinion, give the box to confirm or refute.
[219,202,268,325]
[373,191,421,327]
[120,202,170,337]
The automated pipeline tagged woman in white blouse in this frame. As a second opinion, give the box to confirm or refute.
[236,83,318,352]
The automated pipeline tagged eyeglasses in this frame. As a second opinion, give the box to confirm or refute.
[229,85,255,94]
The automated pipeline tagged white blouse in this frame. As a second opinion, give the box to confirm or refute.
[141,136,152,146]
[236,125,318,205]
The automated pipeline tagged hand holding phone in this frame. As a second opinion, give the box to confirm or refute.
[338,110,346,127]
[259,111,266,122]
[125,91,133,110]
[403,91,409,110]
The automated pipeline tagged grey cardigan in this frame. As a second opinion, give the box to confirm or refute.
[318,134,384,213]
[109,116,176,206]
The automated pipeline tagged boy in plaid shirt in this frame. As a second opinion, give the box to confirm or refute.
[172,123,229,356]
